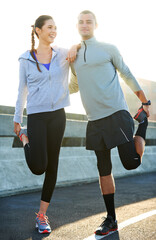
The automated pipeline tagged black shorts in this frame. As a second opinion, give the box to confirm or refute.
[86,110,134,150]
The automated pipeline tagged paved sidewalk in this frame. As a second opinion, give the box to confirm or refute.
[0,172,156,240]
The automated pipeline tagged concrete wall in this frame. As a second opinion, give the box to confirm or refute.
[0,106,156,197]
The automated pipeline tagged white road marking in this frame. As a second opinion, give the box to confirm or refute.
[118,209,156,230]
[83,210,156,240]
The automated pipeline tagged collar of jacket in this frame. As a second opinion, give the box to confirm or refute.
[18,47,57,63]
[81,36,96,46]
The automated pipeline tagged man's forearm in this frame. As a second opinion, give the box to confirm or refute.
[69,64,79,94]
[134,90,148,103]
[134,90,150,117]
[69,80,79,94]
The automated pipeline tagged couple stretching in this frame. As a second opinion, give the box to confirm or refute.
[14,10,150,236]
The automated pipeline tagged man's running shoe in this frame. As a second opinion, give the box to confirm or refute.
[19,127,27,142]
[95,215,118,236]
[134,107,147,123]
[36,213,51,234]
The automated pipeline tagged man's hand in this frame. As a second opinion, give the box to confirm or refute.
[14,122,21,137]
[134,90,150,118]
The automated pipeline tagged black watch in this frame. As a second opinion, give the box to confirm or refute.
[142,100,151,106]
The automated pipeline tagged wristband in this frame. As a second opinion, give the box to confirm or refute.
[142,100,151,106]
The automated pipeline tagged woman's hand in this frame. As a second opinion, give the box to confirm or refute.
[14,122,21,137]
[66,44,81,63]
[143,105,150,118]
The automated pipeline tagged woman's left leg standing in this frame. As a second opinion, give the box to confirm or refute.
[21,109,66,233]
[40,109,66,213]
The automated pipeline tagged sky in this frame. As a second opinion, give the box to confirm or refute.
[0,0,156,114]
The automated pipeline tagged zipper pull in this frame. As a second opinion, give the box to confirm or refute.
[83,41,87,62]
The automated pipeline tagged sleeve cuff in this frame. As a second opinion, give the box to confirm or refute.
[13,115,23,124]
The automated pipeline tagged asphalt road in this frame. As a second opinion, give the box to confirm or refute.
[0,172,156,240]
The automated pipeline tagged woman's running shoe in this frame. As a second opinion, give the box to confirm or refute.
[19,127,27,142]
[36,213,51,234]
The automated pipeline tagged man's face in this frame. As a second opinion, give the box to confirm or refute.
[77,13,97,40]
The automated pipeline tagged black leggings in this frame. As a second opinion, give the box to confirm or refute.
[24,109,66,202]
[95,140,141,176]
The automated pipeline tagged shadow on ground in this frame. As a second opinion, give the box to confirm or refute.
[0,172,156,240]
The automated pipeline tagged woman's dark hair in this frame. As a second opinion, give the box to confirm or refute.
[30,15,53,72]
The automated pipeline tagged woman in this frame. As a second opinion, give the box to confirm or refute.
[14,15,78,234]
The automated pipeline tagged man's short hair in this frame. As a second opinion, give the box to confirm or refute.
[79,10,97,24]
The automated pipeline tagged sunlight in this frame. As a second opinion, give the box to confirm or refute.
[0,0,155,113]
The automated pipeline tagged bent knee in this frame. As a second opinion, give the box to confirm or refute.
[30,168,45,175]
[122,157,141,170]
[29,165,46,175]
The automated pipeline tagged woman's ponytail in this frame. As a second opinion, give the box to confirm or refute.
[30,25,41,72]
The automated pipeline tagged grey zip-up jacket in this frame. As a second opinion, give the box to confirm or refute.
[69,37,142,121]
[14,47,70,123]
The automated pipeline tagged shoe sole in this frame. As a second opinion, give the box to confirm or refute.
[36,223,51,234]
[95,227,118,236]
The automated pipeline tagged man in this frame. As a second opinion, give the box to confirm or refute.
[69,10,151,236]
